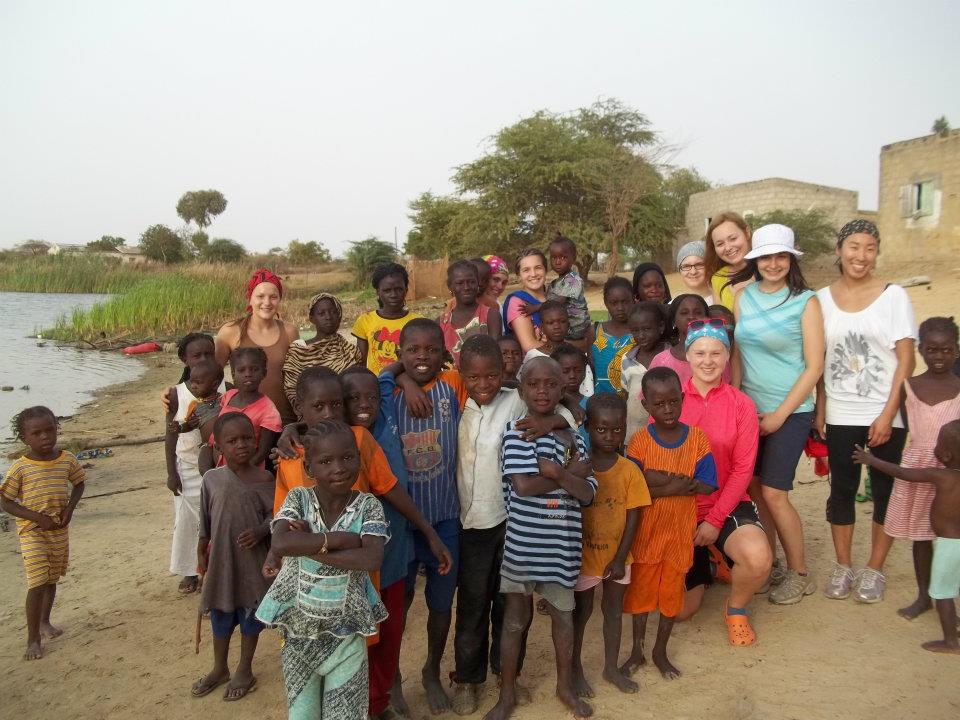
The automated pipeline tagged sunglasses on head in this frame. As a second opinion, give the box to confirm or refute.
[687,318,727,331]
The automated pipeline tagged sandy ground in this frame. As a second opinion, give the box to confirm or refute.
[2,268,960,720]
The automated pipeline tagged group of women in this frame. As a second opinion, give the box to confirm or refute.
[213,213,919,638]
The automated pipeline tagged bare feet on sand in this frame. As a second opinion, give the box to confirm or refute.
[602,665,638,693]
[652,649,681,680]
[921,640,960,654]
[618,648,646,677]
[556,685,593,718]
[572,665,595,698]
[482,696,515,720]
[24,640,42,660]
[897,598,931,620]
[391,672,411,718]
[423,669,451,714]
[40,622,63,639]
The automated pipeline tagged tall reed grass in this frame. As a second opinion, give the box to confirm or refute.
[47,274,241,341]
[0,255,153,293]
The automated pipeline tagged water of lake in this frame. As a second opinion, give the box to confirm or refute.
[0,292,144,445]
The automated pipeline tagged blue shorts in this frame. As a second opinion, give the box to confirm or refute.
[755,411,815,491]
[406,518,460,612]
[209,607,264,639]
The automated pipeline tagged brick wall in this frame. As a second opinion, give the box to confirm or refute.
[877,130,960,266]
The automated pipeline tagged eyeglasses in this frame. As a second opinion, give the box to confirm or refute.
[687,318,727,331]
[679,262,705,273]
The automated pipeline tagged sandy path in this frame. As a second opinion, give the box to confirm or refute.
[2,272,959,720]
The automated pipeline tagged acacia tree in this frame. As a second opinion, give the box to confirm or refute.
[203,238,247,263]
[933,116,950,137]
[287,240,332,266]
[405,99,695,279]
[176,190,228,229]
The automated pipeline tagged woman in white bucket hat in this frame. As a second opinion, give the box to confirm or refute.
[729,224,824,605]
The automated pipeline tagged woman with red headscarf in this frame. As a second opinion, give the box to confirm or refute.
[215,269,300,425]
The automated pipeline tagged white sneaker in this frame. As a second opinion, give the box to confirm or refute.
[853,568,886,604]
[824,562,855,599]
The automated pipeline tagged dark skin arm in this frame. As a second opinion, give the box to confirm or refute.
[853,445,944,484]
[535,452,595,504]
[275,422,309,460]
[384,360,433,419]
[58,482,84,527]
[380,484,453,574]
[237,520,271,549]
[514,412,569,441]
[198,444,216,475]
[164,388,181,495]
[267,519,384,573]
[603,507,640,580]
[355,338,370,368]
[643,468,713,497]
[250,429,278,469]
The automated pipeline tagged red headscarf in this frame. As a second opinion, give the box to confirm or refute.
[246,268,283,313]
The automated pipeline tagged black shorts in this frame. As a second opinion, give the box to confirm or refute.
[685,501,763,590]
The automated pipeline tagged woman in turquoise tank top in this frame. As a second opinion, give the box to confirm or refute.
[730,224,824,606]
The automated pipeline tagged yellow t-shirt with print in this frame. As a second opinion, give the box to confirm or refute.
[351,310,423,374]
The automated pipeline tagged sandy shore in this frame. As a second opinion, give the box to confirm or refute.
[2,273,960,720]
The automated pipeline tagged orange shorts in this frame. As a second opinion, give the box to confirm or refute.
[623,562,685,618]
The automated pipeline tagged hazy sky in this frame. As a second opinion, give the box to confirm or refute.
[2,1,958,255]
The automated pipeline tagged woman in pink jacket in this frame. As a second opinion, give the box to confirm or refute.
[674,320,772,646]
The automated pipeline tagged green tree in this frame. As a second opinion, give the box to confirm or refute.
[406,99,693,278]
[190,230,210,255]
[933,116,950,137]
[745,208,837,257]
[86,235,126,252]
[345,237,396,287]
[176,189,228,229]
[405,192,477,259]
[140,224,188,263]
[202,238,247,263]
[268,246,285,256]
[287,240,332,266]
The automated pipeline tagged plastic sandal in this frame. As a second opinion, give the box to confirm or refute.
[723,600,756,647]
[708,545,732,585]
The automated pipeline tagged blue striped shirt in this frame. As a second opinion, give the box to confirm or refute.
[501,422,596,588]
[382,370,466,526]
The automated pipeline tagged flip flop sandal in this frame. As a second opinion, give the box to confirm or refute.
[724,601,756,646]
[191,675,229,698]
[223,676,257,701]
[707,545,732,585]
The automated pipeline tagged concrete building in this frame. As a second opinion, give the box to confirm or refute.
[682,177,864,247]
[877,129,960,266]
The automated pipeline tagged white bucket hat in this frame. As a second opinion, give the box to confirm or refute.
[744,223,803,259]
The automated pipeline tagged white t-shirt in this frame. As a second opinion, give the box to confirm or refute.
[817,284,916,427]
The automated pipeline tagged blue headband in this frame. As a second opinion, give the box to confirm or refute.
[685,323,731,351]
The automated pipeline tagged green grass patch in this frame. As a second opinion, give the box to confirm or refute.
[0,255,154,293]
[46,274,239,341]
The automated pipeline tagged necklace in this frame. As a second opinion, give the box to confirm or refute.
[316,489,357,530]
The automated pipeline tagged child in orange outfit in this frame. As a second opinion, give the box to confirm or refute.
[622,367,717,680]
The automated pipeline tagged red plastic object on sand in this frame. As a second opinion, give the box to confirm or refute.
[122,342,162,355]
[804,435,830,477]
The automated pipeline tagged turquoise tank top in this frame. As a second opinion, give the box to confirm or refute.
[737,284,815,415]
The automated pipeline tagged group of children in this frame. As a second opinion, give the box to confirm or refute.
[4,235,960,720]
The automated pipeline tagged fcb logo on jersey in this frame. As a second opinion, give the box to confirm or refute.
[402,429,442,473]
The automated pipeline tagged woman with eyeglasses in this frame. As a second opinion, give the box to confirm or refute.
[729,225,824,606]
[675,241,713,304]
[673,322,771,647]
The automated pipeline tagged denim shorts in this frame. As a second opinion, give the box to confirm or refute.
[209,607,264,639]
[755,411,815,491]
[406,518,460,612]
